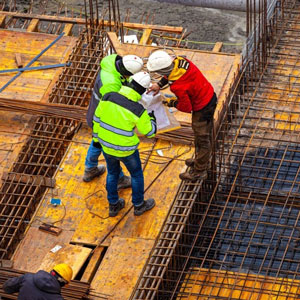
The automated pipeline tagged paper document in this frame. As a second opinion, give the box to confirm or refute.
[141,92,171,130]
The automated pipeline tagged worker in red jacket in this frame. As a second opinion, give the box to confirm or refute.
[147,50,217,181]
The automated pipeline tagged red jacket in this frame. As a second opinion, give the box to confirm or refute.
[168,57,214,113]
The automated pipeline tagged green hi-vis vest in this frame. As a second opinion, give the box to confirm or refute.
[92,86,157,157]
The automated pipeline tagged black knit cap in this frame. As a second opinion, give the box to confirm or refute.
[115,55,133,76]
[129,79,146,95]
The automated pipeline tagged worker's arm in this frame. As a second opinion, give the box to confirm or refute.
[147,76,169,95]
[3,275,25,294]
[170,87,192,113]
[136,110,157,138]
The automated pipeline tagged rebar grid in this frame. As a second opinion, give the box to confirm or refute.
[133,0,300,299]
[0,21,110,259]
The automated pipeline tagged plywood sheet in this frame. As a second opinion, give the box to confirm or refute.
[13,227,74,273]
[34,126,103,231]
[0,30,77,101]
[71,137,192,245]
[39,244,91,279]
[91,237,155,300]
[179,268,300,299]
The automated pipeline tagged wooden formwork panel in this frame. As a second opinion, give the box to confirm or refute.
[107,32,241,130]
[0,30,77,102]
[178,268,300,299]
[91,237,155,300]
[13,227,74,272]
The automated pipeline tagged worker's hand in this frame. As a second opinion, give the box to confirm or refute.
[148,110,156,122]
[162,97,178,108]
[147,83,160,95]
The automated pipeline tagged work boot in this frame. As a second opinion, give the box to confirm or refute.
[83,165,106,182]
[185,158,195,167]
[117,175,131,190]
[179,170,208,181]
[109,198,125,217]
[134,198,156,216]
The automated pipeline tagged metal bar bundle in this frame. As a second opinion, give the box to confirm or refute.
[0,268,90,300]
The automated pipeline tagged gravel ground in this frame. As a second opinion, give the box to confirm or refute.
[15,0,246,53]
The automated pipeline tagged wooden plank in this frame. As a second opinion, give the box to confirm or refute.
[14,53,23,68]
[212,41,223,52]
[39,244,91,280]
[139,28,152,45]
[81,246,105,283]
[27,18,39,32]
[12,227,74,273]
[2,172,55,188]
[63,23,74,36]
[0,11,184,33]
[0,15,5,28]
[91,237,155,300]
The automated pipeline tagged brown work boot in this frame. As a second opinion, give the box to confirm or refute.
[117,175,131,190]
[83,165,106,182]
[179,170,208,181]
[134,198,155,216]
[109,198,125,217]
[185,158,195,167]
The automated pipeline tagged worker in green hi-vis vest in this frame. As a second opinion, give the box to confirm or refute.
[84,53,144,190]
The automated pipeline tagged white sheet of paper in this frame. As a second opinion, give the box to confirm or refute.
[141,92,171,130]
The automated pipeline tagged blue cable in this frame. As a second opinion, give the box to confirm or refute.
[0,62,71,74]
[0,32,65,94]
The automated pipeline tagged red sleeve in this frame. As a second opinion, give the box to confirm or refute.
[171,85,192,113]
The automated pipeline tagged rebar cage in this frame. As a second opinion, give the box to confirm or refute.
[133,0,300,299]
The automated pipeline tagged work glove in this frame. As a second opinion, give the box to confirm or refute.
[148,110,156,122]
[162,97,178,108]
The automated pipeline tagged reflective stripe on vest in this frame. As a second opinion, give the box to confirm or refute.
[92,133,138,151]
[146,119,157,137]
[93,90,101,101]
[93,115,134,137]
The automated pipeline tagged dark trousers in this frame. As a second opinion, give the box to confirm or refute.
[192,93,217,172]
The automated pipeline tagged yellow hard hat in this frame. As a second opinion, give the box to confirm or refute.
[53,263,73,283]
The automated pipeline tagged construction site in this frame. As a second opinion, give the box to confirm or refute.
[0,0,300,299]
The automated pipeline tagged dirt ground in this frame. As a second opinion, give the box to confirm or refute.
[15,0,246,53]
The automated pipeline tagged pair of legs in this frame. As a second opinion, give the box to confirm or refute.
[103,150,155,217]
[84,140,130,189]
[180,93,217,181]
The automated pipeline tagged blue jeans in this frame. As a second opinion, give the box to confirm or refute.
[85,140,124,177]
[103,150,144,206]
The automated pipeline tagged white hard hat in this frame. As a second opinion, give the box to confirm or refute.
[147,50,173,72]
[131,71,151,89]
[130,71,151,95]
[122,55,143,75]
